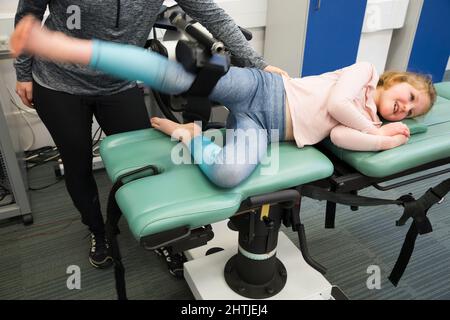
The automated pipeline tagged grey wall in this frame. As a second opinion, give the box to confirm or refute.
[264,0,309,77]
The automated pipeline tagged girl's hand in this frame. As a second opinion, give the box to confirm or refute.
[264,65,290,78]
[10,15,41,57]
[381,134,409,150]
[376,122,410,138]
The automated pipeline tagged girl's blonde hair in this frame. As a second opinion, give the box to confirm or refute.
[377,71,437,112]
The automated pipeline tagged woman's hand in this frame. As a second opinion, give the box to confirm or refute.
[375,122,410,138]
[16,81,34,108]
[264,65,290,78]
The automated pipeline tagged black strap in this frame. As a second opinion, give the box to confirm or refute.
[388,222,419,286]
[186,62,227,97]
[395,193,433,234]
[302,185,406,207]
[105,165,160,300]
[302,185,437,231]
[182,55,230,128]
[303,178,450,286]
[106,180,126,300]
[324,205,336,229]
[182,96,212,127]
[388,179,450,285]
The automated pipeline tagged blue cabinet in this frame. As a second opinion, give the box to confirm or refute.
[302,0,367,76]
[408,0,450,82]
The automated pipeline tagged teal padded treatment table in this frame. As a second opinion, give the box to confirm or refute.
[435,82,450,100]
[100,129,335,299]
[100,129,333,242]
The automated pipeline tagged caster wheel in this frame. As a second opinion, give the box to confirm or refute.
[22,214,33,226]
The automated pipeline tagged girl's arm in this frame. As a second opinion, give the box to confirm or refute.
[327,62,380,134]
[330,125,408,151]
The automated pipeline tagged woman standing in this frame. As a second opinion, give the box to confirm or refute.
[14,0,287,269]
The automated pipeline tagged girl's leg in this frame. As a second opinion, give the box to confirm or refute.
[12,17,195,94]
[88,41,260,112]
[152,113,267,188]
[189,114,268,188]
[88,40,196,95]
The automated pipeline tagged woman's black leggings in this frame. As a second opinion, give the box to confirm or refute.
[33,81,151,235]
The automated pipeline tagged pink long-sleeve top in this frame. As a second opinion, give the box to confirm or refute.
[282,62,387,151]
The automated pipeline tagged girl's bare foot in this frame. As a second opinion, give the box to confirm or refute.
[11,15,92,66]
[10,15,41,57]
[151,117,201,144]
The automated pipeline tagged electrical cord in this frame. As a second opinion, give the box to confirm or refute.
[0,184,10,202]
[24,146,62,191]
[27,161,63,191]
[28,178,62,191]
[92,126,103,148]
[92,145,101,157]
[7,86,38,116]
[7,86,36,151]
[0,184,14,207]
[25,146,58,162]
[25,147,60,170]
[91,126,104,157]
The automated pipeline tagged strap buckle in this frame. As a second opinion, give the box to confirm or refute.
[429,188,445,205]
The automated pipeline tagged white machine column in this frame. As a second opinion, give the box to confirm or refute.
[356,0,410,73]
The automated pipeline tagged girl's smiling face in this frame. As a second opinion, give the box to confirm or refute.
[376,82,431,121]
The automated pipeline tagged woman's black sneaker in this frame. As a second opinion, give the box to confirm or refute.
[154,246,187,279]
[89,233,113,269]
